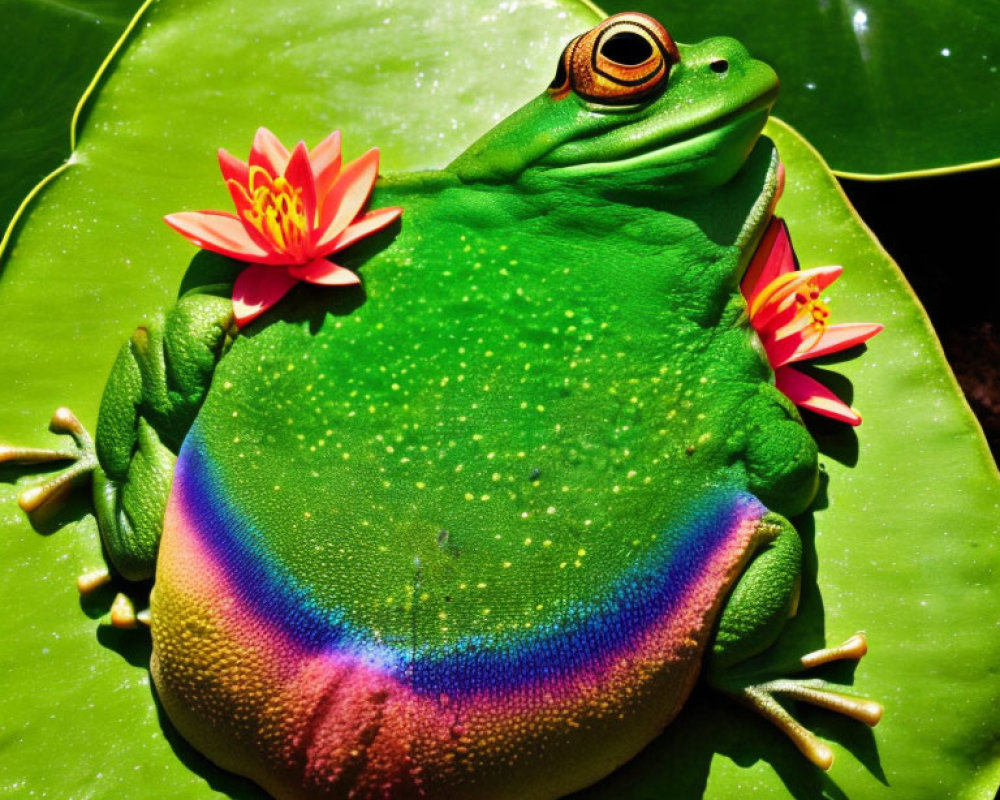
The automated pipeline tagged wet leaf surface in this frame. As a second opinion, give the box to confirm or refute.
[1,2,997,798]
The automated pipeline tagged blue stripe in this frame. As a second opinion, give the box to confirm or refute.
[175,426,763,695]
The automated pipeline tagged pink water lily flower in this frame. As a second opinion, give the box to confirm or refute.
[742,217,883,425]
[165,128,402,326]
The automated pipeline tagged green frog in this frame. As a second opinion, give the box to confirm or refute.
[3,13,881,800]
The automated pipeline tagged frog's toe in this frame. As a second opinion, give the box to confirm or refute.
[800,631,869,669]
[76,567,112,596]
[730,633,883,770]
[110,592,138,628]
[108,591,151,629]
[0,407,98,512]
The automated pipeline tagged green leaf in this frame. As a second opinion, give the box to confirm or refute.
[0,0,147,238]
[596,0,1000,177]
[1,3,998,800]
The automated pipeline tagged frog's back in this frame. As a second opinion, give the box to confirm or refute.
[151,170,775,797]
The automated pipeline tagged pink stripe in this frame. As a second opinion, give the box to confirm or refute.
[153,476,762,797]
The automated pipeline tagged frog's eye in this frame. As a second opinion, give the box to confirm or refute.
[548,13,680,106]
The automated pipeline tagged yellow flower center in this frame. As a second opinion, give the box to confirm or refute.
[784,284,831,346]
[242,166,308,255]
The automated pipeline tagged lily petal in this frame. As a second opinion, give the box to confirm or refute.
[164,211,283,264]
[788,322,884,363]
[316,206,402,257]
[218,148,249,187]
[742,217,796,306]
[232,264,299,326]
[310,130,343,204]
[760,328,810,370]
[249,127,290,174]
[287,258,361,286]
[776,366,861,426]
[284,141,318,244]
[314,148,380,248]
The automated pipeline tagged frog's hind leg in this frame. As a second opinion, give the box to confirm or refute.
[706,512,882,770]
[0,407,98,513]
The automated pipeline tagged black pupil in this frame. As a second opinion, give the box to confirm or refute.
[601,31,654,66]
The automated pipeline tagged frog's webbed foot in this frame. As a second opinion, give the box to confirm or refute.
[733,633,883,769]
[0,407,98,513]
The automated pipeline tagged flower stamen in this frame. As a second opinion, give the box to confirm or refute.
[243,167,308,256]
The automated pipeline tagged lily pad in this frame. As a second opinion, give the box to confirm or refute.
[0,0,147,239]
[598,0,1000,177]
[1,2,998,800]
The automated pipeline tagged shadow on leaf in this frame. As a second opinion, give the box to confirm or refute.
[0,461,93,535]
[151,686,272,800]
[96,624,153,670]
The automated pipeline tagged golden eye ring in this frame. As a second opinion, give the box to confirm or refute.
[548,13,680,106]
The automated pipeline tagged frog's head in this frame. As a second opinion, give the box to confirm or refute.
[450,13,778,196]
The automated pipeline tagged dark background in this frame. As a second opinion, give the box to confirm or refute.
[841,168,1000,463]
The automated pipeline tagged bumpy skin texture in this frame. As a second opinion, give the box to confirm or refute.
[93,285,235,579]
[95,28,819,800]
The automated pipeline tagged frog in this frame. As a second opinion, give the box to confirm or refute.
[2,12,882,800]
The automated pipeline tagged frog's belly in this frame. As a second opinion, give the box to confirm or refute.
[151,438,766,800]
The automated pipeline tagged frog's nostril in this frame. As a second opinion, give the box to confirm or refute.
[711,59,730,74]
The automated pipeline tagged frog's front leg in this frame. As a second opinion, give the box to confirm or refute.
[730,384,820,518]
[3,289,235,603]
[706,513,882,769]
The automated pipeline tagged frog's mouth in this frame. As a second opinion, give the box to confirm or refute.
[538,91,776,185]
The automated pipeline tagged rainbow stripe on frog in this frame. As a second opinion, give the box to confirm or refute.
[151,425,770,798]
